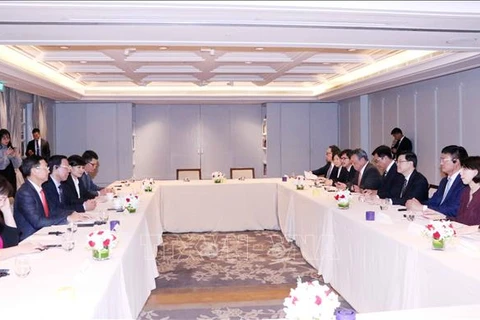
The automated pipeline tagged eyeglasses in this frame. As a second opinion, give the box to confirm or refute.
[396,160,409,164]
[35,166,49,171]
[59,165,71,170]
[88,162,98,168]
[439,158,454,163]
[340,157,349,160]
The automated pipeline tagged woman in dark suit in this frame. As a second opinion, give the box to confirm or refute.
[62,155,96,209]
[0,129,22,197]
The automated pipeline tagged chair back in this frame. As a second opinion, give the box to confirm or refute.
[176,169,202,180]
[230,167,255,179]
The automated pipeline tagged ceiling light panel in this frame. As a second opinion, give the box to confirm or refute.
[216,52,293,62]
[208,75,265,81]
[63,65,124,73]
[304,53,371,63]
[286,66,338,74]
[212,66,276,73]
[141,75,200,82]
[125,51,204,62]
[135,65,201,73]
[42,51,114,62]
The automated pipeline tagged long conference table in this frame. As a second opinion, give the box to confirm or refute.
[2,178,480,319]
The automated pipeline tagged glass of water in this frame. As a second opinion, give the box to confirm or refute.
[62,232,75,252]
[14,256,31,278]
[99,211,109,223]
[380,198,391,211]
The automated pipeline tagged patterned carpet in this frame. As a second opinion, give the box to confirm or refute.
[139,230,354,320]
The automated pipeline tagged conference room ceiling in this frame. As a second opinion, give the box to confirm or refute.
[0,1,480,104]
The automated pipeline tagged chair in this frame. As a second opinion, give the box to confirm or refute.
[176,169,202,180]
[428,184,439,198]
[230,167,255,179]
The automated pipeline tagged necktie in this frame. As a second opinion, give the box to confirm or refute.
[36,140,40,156]
[326,164,333,179]
[440,177,451,204]
[400,179,408,198]
[58,184,63,203]
[40,189,50,217]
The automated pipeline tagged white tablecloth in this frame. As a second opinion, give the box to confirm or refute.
[0,181,161,319]
[158,179,279,232]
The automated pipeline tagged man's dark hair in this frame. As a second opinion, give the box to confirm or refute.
[20,155,44,177]
[390,127,403,135]
[340,149,353,158]
[441,145,468,165]
[48,155,67,173]
[32,128,40,134]
[69,154,87,167]
[372,145,393,159]
[82,150,99,163]
[399,151,418,168]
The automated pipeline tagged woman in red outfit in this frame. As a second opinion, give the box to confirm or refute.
[456,156,480,226]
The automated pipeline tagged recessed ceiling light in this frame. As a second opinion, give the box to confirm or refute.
[348,49,357,52]
[80,60,87,64]
[159,46,168,50]
[255,47,264,51]
[60,46,69,50]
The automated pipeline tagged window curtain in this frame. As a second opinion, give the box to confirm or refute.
[0,90,6,129]
[6,87,25,189]
[32,95,51,138]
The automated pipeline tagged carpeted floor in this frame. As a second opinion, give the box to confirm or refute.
[139,230,354,320]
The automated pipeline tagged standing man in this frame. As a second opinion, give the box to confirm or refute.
[406,145,468,217]
[13,155,86,240]
[390,127,412,159]
[392,152,429,205]
[26,128,51,160]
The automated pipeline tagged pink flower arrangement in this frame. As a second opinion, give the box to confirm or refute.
[87,230,117,251]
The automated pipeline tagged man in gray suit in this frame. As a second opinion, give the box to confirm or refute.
[336,148,381,192]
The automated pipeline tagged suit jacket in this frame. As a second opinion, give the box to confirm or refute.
[377,162,404,199]
[13,180,68,241]
[26,138,51,160]
[392,136,413,158]
[352,163,382,190]
[63,175,96,209]
[43,177,84,213]
[391,170,429,206]
[312,162,331,177]
[329,166,341,183]
[80,172,103,198]
[426,174,465,217]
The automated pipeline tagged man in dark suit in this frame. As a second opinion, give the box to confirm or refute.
[80,150,112,198]
[406,145,468,217]
[368,145,404,199]
[43,155,97,214]
[337,148,381,192]
[26,128,51,160]
[392,152,429,206]
[311,145,341,178]
[335,149,357,185]
[13,155,86,241]
[391,127,412,159]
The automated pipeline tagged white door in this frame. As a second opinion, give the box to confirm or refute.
[169,105,201,179]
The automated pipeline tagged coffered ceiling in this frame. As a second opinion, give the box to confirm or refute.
[0,1,480,103]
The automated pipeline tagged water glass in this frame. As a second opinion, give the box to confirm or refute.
[99,211,109,223]
[380,198,391,211]
[67,221,77,233]
[62,232,75,252]
[14,256,31,278]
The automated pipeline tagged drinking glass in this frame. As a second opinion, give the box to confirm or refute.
[380,198,391,211]
[99,211,109,223]
[14,256,31,278]
[67,221,77,233]
[62,232,75,252]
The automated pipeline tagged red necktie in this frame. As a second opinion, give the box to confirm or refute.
[40,189,50,217]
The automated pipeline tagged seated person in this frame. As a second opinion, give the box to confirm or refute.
[80,150,113,197]
[454,156,480,226]
[406,145,468,217]
[324,153,342,186]
[334,149,357,186]
[366,145,404,199]
[43,155,96,213]
[311,145,341,179]
[13,155,86,240]
[391,152,429,206]
[337,148,381,192]
[62,155,97,208]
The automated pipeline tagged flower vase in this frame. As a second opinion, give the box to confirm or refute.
[214,179,222,184]
[296,185,305,190]
[432,238,445,250]
[126,206,136,213]
[93,247,110,261]
[337,201,350,209]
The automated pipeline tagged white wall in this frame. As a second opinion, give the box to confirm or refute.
[55,102,133,186]
[338,67,480,184]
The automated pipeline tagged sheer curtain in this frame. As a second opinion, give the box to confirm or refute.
[0,90,6,129]
[33,95,51,138]
[6,88,25,189]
